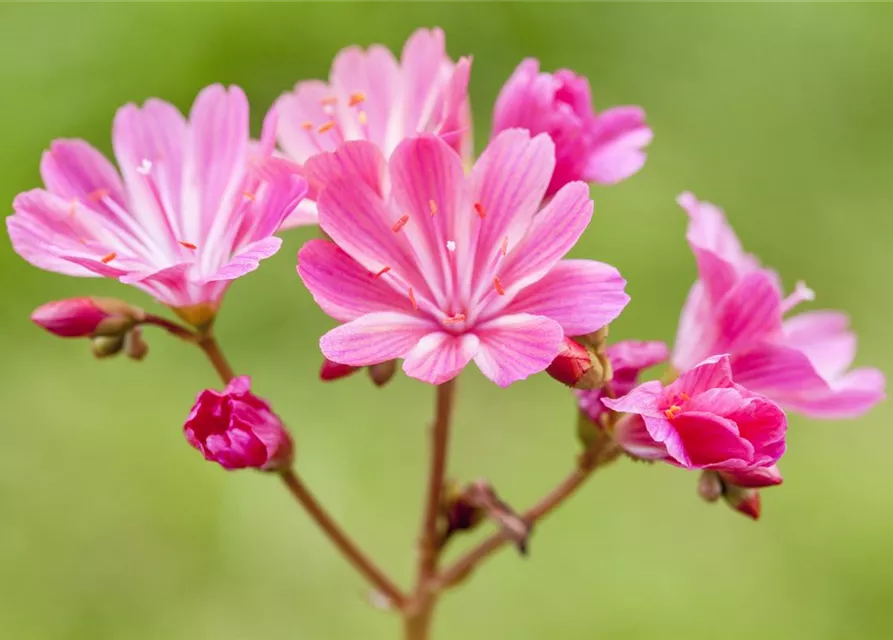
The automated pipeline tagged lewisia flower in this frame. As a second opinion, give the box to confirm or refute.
[493,59,651,197]
[276,27,471,227]
[576,340,669,425]
[603,355,787,474]
[672,192,885,419]
[184,376,293,471]
[297,129,629,386]
[8,85,307,327]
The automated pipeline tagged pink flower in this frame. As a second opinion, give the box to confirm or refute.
[672,192,885,419]
[297,130,630,387]
[576,340,669,423]
[603,355,787,473]
[184,376,293,471]
[31,297,142,338]
[493,59,651,197]
[276,27,471,228]
[8,85,308,321]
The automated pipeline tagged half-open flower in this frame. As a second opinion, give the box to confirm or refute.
[297,130,629,387]
[672,192,885,419]
[8,85,307,326]
[276,27,471,227]
[603,355,787,473]
[493,59,651,196]
[184,376,293,471]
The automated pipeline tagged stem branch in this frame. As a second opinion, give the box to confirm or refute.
[438,464,593,589]
[280,469,407,608]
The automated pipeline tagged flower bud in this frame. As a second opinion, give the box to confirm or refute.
[547,337,603,389]
[90,333,126,359]
[719,465,783,488]
[184,376,293,472]
[31,297,144,338]
[697,471,723,503]
[368,360,398,387]
[320,358,360,381]
[723,484,761,520]
[124,327,149,361]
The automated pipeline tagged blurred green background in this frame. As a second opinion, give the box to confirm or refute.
[2,3,892,639]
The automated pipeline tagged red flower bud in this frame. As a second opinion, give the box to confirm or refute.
[546,337,597,388]
[320,358,360,381]
[184,377,293,472]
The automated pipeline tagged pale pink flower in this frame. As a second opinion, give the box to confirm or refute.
[576,340,669,423]
[185,376,293,472]
[8,85,307,319]
[493,59,651,196]
[672,192,885,419]
[603,355,787,472]
[297,130,629,387]
[276,27,472,228]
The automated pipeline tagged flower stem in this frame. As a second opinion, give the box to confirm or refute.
[437,464,594,590]
[196,334,236,383]
[405,379,457,639]
[191,332,406,608]
[141,314,198,342]
[280,469,407,608]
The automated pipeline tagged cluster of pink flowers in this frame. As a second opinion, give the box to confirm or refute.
[10,28,884,520]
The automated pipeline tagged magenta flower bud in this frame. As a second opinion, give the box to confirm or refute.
[184,376,293,472]
[32,298,108,337]
[719,465,783,489]
[319,358,360,382]
[493,59,651,196]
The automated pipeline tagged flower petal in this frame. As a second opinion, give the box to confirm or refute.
[669,411,754,469]
[584,106,652,185]
[399,27,448,137]
[472,314,564,387]
[402,332,480,384]
[276,80,337,163]
[669,354,735,398]
[502,259,629,336]
[467,129,555,280]
[298,239,414,321]
[671,281,717,372]
[304,140,387,199]
[714,270,784,353]
[202,236,282,283]
[330,44,400,150]
[319,312,435,367]
[388,134,468,308]
[183,85,250,259]
[783,311,856,381]
[112,97,187,257]
[40,139,127,222]
[602,380,664,417]
[494,181,593,297]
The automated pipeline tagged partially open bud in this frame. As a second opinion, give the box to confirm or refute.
[547,337,605,389]
[184,376,293,472]
[368,360,398,387]
[723,484,761,520]
[90,333,126,359]
[320,358,360,381]
[32,297,144,338]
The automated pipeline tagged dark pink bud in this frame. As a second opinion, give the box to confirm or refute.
[547,337,595,389]
[320,358,360,382]
[184,376,293,472]
[723,484,761,520]
[32,297,143,338]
